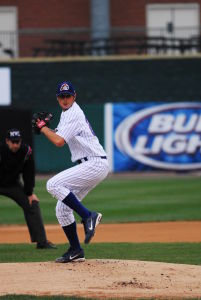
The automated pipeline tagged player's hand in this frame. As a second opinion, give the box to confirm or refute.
[28,194,39,205]
[32,112,53,135]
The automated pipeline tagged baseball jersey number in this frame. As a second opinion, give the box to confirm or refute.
[85,117,95,136]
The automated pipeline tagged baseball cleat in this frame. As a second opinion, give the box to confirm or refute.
[82,212,102,244]
[55,247,85,263]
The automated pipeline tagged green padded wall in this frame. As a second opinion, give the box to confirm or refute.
[1,56,201,172]
[0,56,201,110]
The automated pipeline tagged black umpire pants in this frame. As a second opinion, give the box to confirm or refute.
[0,183,47,244]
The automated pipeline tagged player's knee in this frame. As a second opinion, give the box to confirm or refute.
[46,178,56,196]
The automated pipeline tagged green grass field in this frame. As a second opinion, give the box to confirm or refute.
[0,175,201,224]
[0,242,201,265]
[0,175,201,266]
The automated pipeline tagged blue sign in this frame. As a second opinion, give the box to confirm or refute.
[107,102,201,171]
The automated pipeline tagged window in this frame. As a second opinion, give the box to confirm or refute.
[146,3,200,54]
[0,6,18,58]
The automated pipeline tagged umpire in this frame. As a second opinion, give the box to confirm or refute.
[0,128,56,249]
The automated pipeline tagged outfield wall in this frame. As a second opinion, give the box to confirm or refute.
[0,55,201,172]
[0,55,201,108]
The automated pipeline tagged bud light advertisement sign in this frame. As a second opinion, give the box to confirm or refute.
[105,102,201,171]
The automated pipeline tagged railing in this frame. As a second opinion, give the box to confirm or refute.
[0,27,200,58]
[32,36,201,57]
[0,31,16,58]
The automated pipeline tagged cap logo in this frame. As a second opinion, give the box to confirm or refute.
[10,131,20,137]
[60,83,69,92]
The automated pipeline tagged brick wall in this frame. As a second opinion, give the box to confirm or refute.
[0,0,200,29]
[110,0,145,27]
[0,0,200,56]
[0,0,90,28]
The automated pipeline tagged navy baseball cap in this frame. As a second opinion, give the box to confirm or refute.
[6,128,22,142]
[56,81,76,97]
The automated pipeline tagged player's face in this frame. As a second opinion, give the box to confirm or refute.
[57,94,75,111]
[6,139,22,153]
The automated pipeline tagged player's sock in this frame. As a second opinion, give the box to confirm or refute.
[62,192,91,219]
[62,221,81,250]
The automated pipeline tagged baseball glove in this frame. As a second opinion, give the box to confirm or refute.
[32,112,53,135]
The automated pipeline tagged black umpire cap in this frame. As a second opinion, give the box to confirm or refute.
[6,128,22,142]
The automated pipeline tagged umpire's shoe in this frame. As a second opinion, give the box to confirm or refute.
[55,247,85,263]
[36,240,57,249]
[82,212,102,244]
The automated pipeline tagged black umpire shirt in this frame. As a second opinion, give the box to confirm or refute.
[0,143,35,196]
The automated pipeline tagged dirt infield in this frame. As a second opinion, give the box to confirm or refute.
[1,260,201,299]
[1,222,201,299]
[0,221,201,243]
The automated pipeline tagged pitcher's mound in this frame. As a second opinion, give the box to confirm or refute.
[0,259,201,299]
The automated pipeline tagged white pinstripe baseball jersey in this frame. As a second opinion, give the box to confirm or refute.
[41,82,109,254]
[47,100,109,227]
[55,102,106,162]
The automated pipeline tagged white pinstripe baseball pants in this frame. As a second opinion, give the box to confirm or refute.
[46,157,109,226]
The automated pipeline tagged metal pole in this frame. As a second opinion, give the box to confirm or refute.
[90,0,110,55]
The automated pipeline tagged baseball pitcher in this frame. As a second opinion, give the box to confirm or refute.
[32,81,109,263]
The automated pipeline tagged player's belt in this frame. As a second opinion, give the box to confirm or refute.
[77,156,107,164]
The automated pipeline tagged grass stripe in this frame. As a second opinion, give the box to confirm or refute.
[0,176,201,224]
[0,243,201,265]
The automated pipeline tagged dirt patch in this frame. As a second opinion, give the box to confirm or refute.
[0,221,201,243]
[1,222,201,299]
[0,260,201,299]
